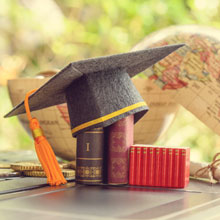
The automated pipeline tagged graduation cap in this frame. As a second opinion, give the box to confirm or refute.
[5,44,184,185]
[5,44,183,135]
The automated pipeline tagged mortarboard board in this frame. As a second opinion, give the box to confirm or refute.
[5,44,184,137]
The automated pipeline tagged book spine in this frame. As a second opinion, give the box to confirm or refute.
[129,147,135,185]
[133,147,137,184]
[148,147,155,186]
[76,127,104,184]
[161,148,167,187]
[166,148,173,187]
[184,148,190,187]
[172,149,180,187]
[179,149,185,188]
[154,147,161,187]
[141,147,148,186]
[178,148,190,188]
[135,147,142,185]
[185,148,190,186]
[107,115,134,185]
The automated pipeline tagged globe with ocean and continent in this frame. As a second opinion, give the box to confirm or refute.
[132,25,220,136]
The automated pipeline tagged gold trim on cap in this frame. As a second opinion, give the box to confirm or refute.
[71,102,147,134]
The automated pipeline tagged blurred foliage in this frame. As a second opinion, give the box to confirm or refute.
[1,0,220,161]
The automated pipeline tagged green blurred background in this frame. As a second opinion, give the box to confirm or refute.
[0,0,219,162]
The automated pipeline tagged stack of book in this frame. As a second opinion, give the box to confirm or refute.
[76,115,134,185]
[129,145,190,188]
[76,117,190,188]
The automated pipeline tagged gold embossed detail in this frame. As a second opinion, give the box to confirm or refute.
[110,158,126,178]
[77,166,102,178]
[110,132,127,153]
[78,179,101,182]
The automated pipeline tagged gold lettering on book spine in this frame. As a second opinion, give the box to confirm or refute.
[86,143,90,152]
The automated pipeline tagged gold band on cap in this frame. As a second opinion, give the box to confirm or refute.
[32,128,44,139]
[71,101,147,134]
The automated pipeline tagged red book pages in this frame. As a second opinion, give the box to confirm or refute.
[148,147,155,186]
[160,148,167,187]
[135,147,142,185]
[179,148,190,188]
[141,147,148,186]
[107,115,134,185]
[129,147,135,185]
[166,148,173,187]
[172,149,180,187]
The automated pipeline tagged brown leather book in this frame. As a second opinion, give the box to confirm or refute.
[76,127,104,184]
[107,115,134,185]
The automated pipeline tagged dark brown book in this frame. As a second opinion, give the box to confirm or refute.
[76,127,104,184]
[107,115,134,185]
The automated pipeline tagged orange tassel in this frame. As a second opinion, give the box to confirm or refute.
[24,89,67,186]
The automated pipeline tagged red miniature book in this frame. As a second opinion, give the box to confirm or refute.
[185,149,190,185]
[154,147,161,186]
[148,147,155,186]
[160,148,167,187]
[129,145,190,188]
[129,146,135,185]
[179,148,190,187]
[135,147,142,185]
[107,115,134,185]
[166,148,173,187]
[141,147,148,186]
[172,149,180,187]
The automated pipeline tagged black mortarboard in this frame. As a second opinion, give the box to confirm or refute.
[5,44,183,137]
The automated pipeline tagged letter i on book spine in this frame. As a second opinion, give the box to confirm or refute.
[107,115,134,185]
[76,127,104,184]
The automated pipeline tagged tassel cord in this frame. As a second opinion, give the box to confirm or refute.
[24,89,67,186]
